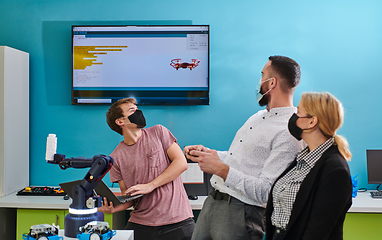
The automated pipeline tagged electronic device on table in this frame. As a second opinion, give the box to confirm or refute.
[370,191,382,198]
[366,149,382,198]
[60,179,143,206]
[22,224,62,240]
[183,158,212,198]
[77,221,116,240]
[17,186,65,196]
[71,25,210,105]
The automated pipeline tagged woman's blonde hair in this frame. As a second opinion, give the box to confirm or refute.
[300,92,351,161]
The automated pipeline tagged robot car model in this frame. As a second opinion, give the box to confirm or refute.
[77,221,116,240]
[22,224,63,240]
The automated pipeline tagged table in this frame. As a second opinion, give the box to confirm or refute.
[348,190,382,213]
[0,191,207,210]
[344,191,382,240]
[58,229,133,240]
[0,192,206,240]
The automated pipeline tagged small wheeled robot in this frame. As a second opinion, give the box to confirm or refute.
[22,224,63,240]
[77,221,116,240]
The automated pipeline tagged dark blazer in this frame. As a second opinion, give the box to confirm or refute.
[265,145,352,240]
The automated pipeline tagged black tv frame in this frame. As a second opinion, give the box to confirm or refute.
[71,25,210,105]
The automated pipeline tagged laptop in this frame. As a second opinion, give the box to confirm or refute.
[59,180,143,206]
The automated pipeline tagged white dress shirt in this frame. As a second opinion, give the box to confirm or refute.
[211,107,305,207]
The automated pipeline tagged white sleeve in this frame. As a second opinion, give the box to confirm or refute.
[224,130,303,205]
[217,150,228,163]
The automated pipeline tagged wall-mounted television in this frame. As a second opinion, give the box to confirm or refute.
[72,25,209,105]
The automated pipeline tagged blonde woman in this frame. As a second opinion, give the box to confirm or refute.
[265,92,352,240]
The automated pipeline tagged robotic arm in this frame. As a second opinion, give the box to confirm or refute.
[48,153,114,210]
[45,134,114,238]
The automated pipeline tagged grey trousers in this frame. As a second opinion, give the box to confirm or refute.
[191,194,266,240]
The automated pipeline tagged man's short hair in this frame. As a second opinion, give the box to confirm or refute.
[106,98,137,135]
[268,55,301,92]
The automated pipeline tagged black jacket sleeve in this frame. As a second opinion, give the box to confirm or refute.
[300,154,352,240]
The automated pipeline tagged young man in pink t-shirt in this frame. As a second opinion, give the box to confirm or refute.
[99,98,195,239]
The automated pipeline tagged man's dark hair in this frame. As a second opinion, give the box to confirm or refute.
[106,98,137,135]
[268,55,301,92]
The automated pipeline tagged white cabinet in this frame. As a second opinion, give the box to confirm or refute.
[0,46,29,197]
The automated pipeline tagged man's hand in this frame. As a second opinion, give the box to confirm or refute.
[184,145,209,156]
[98,197,115,214]
[98,196,133,214]
[125,183,155,196]
[184,145,229,180]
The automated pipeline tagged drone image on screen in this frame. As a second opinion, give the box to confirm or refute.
[170,59,200,70]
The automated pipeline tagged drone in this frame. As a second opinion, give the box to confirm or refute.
[170,58,200,70]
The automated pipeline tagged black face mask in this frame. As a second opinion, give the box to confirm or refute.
[128,110,146,128]
[288,113,304,141]
[288,113,315,141]
[258,90,271,107]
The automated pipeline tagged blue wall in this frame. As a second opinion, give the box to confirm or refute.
[1,0,381,189]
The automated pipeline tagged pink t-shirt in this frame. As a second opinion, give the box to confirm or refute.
[109,125,193,226]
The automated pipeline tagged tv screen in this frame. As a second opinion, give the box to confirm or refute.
[72,25,210,105]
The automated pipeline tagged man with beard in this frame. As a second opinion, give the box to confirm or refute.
[184,56,305,240]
